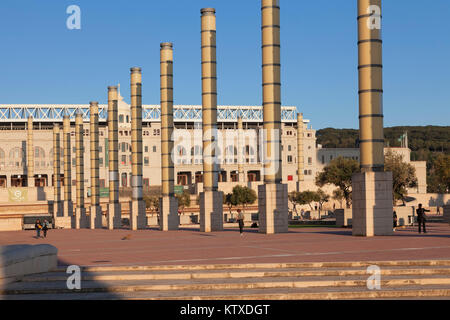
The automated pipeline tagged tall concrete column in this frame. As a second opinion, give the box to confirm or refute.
[129,67,147,230]
[107,86,122,229]
[296,113,304,191]
[27,116,34,187]
[199,8,223,232]
[258,0,288,234]
[237,117,245,183]
[61,115,73,227]
[53,124,62,217]
[159,42,179,231]
[352,0,393,236]
[89,102,102,229]
[75,112,88,229]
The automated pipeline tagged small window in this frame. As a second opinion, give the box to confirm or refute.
[119,115,124,123]
[144,146,148,153]
[144,157,149,166]
[308,157,312,165]
[153,146,157,153]
[287,155,293,163]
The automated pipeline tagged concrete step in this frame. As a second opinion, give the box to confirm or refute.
[19,267,450,282]
[3,260,450,300]
[52,259,450,272]
[4,275,450,295]
[2,285,450,300]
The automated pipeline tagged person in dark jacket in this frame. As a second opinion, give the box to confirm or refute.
[35,219,42,238]
[393,211,398,231]
[42,219,49,238]
[237,209,245,236]
[416,203,430,234]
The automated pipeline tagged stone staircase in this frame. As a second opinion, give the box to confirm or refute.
[2,260,450,300]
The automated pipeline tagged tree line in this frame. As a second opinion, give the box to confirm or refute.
[316,126,449,193]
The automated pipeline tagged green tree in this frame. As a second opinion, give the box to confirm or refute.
[332,188,345,209]
[289,191,300,217]
[224,192,238,219]
[384,150,418,205]
[316,157,360,208]
[144,195,159,212]
[231,185,257,215]
[316,189,330,212]
[428,154,450,193]
[290,190,319,211]
[175,191,191,214]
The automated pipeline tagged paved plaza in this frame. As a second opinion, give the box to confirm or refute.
[1,223,449,268]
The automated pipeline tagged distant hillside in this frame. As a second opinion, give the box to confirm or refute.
[316,126,450,193]
[316,126,450,156]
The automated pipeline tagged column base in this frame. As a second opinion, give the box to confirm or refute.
[199,191,223,232]
[90,205,103,229]
[129,200,147,230]
[54,216,72,229]
[53,201,62,217]
[159,196,179,231]
[107,203,122,230]
[258,183,289,234]
[296,181,304,192]
[63,200,73,218]
[352,171,394,237]
[74,207,88,229]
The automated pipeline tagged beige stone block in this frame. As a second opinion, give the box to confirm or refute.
[107,203,122,230]
[54,216,72,229]
[258,184,288,234]
[74,207,88,229]
[63,200,73,217]
[352,172,394,237]
[335,209,353,227]
[130,200,147,230]
[199,191,223,232]
[90,205,103,229]
[0,244,57,287]
[159,196,179,231]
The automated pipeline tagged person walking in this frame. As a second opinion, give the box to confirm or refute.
[237,209,245,236]
[416,203,430,234]
[393,211,398,232]
[42,219,49,238]
[35,219,42,238]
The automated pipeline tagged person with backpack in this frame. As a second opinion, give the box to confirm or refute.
[35,219,42,238]
[42,219,49,238]
[237,209,245,236]
[416,203,430,234]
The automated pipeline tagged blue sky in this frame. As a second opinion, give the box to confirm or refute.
[0,0,449,129]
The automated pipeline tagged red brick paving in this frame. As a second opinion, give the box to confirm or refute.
[0,223,449,267]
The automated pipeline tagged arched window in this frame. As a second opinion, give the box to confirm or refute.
[35,147,46,168]
[225,145,237,164]
[246,145,256,164]
[9,147,24,167]
[118,142,131,165]
[192,145,203,164]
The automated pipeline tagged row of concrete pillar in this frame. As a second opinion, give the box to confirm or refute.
[48,0,388,236]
